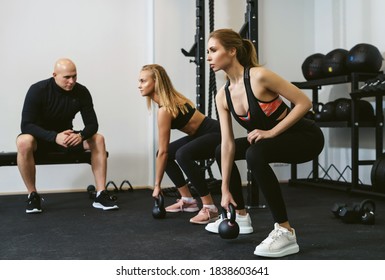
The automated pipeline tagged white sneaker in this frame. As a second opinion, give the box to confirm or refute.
[254,223,299,258]
[205,213,253,234]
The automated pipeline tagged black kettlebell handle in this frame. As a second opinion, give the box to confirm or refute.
[315,102,324,113]
[221,203,236,223]
[154,193,165,208]
[218,203,239,239]
[152,193,166,219]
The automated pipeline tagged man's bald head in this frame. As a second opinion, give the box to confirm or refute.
[53,58,77,91]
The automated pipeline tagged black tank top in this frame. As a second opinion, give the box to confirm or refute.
[225,67,289,131]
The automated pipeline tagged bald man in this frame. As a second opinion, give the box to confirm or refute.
[16,58,118,213]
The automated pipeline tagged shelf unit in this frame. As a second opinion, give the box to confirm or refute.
[289,72,385,198]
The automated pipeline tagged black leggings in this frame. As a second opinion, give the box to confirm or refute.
[215,119,324,223]
[165,117,221,197]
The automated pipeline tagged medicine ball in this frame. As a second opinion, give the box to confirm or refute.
[302,53,325,80]
[346,43,383,73]
[334,98,351,121]
[334,98,375,122]
[357,99,375,121]
[323,48,349,77]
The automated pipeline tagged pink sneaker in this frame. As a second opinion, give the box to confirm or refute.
[165,199,199,213]
[190,207,219,224]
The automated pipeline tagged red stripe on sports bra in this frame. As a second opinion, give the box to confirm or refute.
[259,98,283,117]
[239,110,251,121]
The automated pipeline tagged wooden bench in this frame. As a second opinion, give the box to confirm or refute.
[0,151,107,166]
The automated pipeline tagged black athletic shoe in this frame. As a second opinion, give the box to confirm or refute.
[92,190,119,210]
[26,191,43,214]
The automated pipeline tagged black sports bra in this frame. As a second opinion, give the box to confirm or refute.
[171,103,196,129]
[225,67,289,131]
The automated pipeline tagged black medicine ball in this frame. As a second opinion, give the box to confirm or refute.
[323,48,349,77]
[334,98,375,122]
[334,98,351,121]
[302,53,325,80]
[346,43,383,73]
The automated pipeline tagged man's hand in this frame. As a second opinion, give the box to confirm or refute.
[56,130,83,147]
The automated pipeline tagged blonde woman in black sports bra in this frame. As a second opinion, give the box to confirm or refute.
[206,29,324,258]
[138,64,221,224]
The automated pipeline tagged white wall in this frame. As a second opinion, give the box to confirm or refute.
[258,0,315,180]
[0,0,151,194]
[1,0,384,194]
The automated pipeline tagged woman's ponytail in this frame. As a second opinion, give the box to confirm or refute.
[241,39,259,68]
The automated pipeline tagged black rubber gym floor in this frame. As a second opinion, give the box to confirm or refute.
[0,183,384,260]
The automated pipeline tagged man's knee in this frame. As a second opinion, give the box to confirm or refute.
[16,134,36,153]
[87,133,105,150]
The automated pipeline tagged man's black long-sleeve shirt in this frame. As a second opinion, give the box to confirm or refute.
[20,77,99,142]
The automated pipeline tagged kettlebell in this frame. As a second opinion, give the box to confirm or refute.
[314,102,324,122]
[152,193,166,219]
[218,203,239,239]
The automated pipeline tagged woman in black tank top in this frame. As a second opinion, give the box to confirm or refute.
[206,29,324,258]
[138,64,222,225]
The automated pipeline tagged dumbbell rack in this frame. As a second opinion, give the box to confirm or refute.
[289,72,385,198]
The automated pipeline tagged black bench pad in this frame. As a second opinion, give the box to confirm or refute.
[0,151,99,166]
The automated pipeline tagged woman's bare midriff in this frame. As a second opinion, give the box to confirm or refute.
[180,110,206,136]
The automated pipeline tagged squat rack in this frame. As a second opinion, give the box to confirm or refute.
[181,0,263,208]
[182,0,259,116]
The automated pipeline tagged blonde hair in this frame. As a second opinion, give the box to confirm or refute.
[209,28,260,68]
[141,64,194,118]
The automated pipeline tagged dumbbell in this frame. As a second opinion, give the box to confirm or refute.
[332,199,376,225]
[360,74,385,92]
[338,202,362,223]
[87,182,118,201]
[331,202,347,218]
[359,199,376,225]
[87,185,96,199]
[360,78,377,92]
[105,180,118,201]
